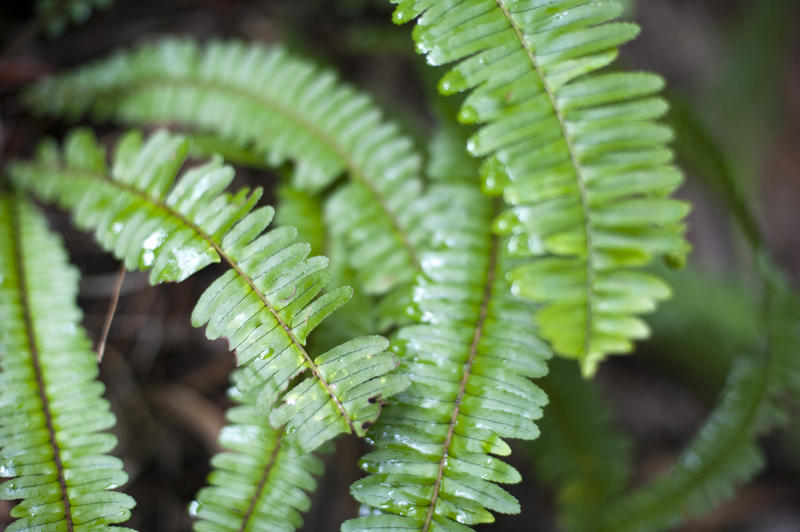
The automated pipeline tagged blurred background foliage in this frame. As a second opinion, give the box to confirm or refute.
[1,0,798,530]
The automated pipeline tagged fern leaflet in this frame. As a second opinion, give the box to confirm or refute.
[0,193,135,531]
[391,0,689,374]
[9,129,408,454]
[345,184,551,531]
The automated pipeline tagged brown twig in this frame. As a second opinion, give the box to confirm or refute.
[96,264,126,362]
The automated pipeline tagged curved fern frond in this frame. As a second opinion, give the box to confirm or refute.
[9,128,408,454]
[598,266,800,532]
[345,184,551,531]
[24,38,426,304]
[530,358,631,531]
[391,0,690,374]
[190,381,323,532]
[0,193,135,531]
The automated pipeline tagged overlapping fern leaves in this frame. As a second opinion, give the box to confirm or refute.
[0,193,135,530]
[345,184,551,531]
[392,0,689,374]
[8,128,407,455]
[275,185,380,350]
[23,39,427,323]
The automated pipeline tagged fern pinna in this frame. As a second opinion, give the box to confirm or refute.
[391,0,689,374]
[22,39,428,326]
[0,193,135,530]
[8,128,408,456]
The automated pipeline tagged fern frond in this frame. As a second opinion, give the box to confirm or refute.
[598,267,800,532]
[345,184,551,531]
[0,193,135,530]
[190,380,323,532]
[9,128,408,454]
[531,358,631,531]
[391,0,689,374]
[24,38,426,305]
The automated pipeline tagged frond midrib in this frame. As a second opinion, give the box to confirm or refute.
[44,163,358,435]
[495,0,596,357]
[422,232,499,531]
[9,199,74,532]
[239,431,283,532]
[67,75,423,273]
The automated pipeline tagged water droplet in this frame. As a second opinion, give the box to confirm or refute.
[392,8,412,24]
[142,229,166,251]
[141,250,155,267]
[458,105,478,124]
[403,304,422,321]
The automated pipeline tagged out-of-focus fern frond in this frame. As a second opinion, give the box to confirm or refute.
[9,129,408,455]
[190,381,323,532]
[24,39,427,315]
[345,184,551,531]
[0,193,135,531]
[531,358,631,531]
[598,265,800,532]
[391,0,690,375]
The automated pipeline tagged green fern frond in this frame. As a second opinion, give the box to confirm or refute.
[598,267,800,532]
[531,358,631,531]
[24,38,426,306]
[0,193,135,531]
[190,381,323,532]
[9,128,408,454]
[344,184,551,531]
[391,0,689,375]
